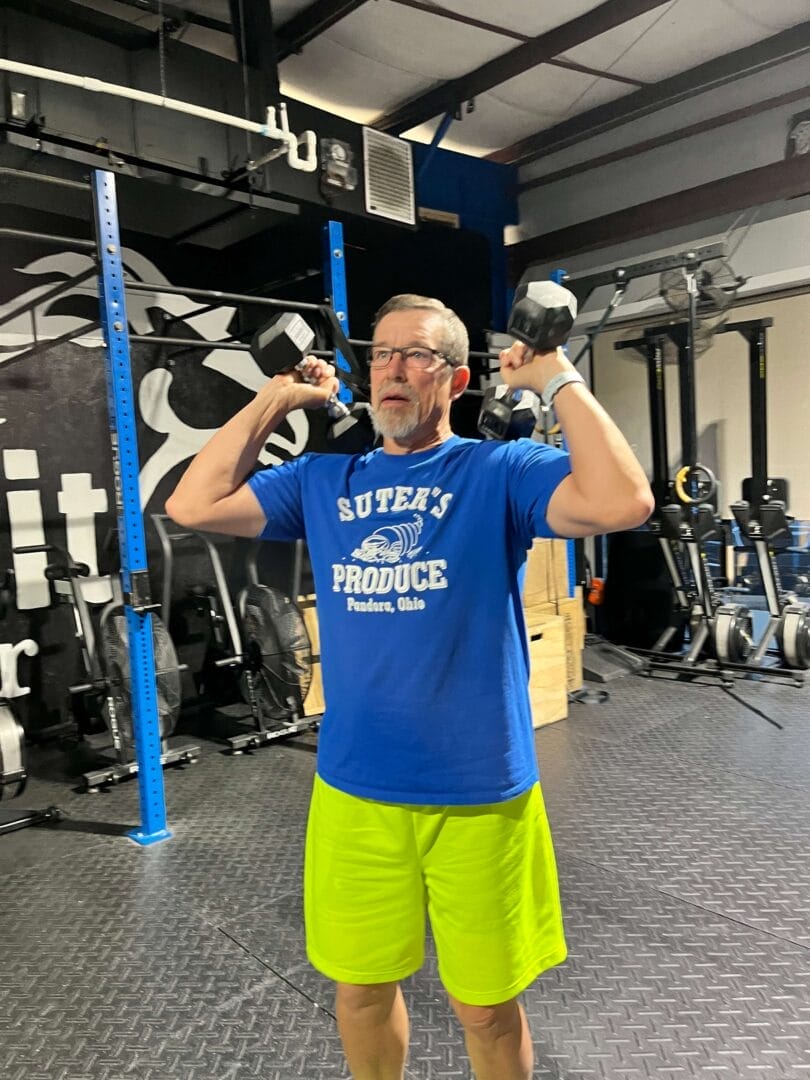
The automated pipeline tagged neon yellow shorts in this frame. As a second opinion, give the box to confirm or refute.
[304,774,567,1005]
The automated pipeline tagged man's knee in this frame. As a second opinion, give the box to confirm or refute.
[448,994,521,1040]
[336,981,400,1020]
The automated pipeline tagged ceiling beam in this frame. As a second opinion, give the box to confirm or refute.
[99,0,232,35]
[519,86,810,193]
[492,21,810,166]
[389,0,532,43]
[3,0,154,49]
[509,155,810,276]
[229,0,280,114]
[387,0,645,88]
[275,0,373,62]
[372,0,671,136]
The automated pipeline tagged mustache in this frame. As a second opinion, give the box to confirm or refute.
[375,381,418,403]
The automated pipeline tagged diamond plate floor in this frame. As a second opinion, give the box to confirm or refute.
[2,672,810,1078]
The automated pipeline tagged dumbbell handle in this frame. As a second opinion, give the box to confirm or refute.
[252,313,350,419]
[295,360,350,419]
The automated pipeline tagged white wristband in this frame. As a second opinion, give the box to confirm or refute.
[541,370,585,408]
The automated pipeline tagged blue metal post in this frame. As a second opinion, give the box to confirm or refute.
[416,111,455,185]
[92,170,172,846]
[549,268,576,598]
[322,221,353,404]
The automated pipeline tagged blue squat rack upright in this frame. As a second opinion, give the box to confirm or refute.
[92,170,172,846]
[322,219,354,404]
[87,186,363,843]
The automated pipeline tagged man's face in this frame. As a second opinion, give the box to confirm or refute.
[370,309,461,444]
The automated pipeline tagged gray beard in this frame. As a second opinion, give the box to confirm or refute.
[371,401,421,440]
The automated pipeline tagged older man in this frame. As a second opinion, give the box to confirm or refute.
[167,293,653,1080]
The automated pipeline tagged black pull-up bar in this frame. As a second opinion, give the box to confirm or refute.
[125,280,327,313]
[0,227,95,251]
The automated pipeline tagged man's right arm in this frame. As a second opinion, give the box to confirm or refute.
[165,358,338,538]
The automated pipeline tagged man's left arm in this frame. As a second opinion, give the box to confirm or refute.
[501,342,654,538]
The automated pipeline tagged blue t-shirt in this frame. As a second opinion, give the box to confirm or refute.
[247,435,571,805]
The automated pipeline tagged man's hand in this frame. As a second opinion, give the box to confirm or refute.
[270,356,340,412]
[498,342,572,394]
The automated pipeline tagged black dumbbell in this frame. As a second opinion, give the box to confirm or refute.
[478,280,577,441]
[251,312,349,420]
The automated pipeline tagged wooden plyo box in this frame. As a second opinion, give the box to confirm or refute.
[522,539,569,607]
[298,595,325,717]
[558,593,585,693]
[298,587,578,726]
[524,587,586,694]
[526,615,568,728]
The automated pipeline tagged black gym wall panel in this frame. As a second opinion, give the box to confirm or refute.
[0,214,336,733]
[228,215,494,354]
[0,5,498,733]
[0,197,493,733]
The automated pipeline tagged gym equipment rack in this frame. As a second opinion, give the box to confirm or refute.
[2,167,380,842]
[93,171,175,844]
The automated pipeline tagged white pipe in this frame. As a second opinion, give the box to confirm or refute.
[0,57,318,173]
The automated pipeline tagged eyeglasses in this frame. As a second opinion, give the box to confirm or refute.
[367,346,453,370]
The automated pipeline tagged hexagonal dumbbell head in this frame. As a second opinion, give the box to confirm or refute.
[250,311,350,421]
[507,280,577,352]
[251,311,315,376]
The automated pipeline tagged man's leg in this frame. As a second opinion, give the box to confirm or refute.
[304,779,425,1076]
[335,981,409,1080]
[448,995,532,1080]
[421,786,566,1078]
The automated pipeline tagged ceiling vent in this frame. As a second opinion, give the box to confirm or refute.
[363,128,415,226]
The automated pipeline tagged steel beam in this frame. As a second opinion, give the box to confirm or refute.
[492,22,810,166]
[3,0,154,50]
[510,155,810,274]
[276,0,372,61]
[519,86,810,192]
[387,0,645,87]
[373,0,671,136]
[229,0,280,114]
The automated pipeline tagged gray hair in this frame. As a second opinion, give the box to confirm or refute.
[373,294,469,367]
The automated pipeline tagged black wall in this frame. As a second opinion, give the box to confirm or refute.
[1,200,492,737]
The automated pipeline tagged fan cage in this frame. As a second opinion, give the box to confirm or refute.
[241,585,312,723]
[99,613,182,749]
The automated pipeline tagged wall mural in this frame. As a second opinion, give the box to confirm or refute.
[0,238,315,733]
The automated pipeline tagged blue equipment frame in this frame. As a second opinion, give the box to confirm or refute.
[322,220,353,403]
[92,170,172,846]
